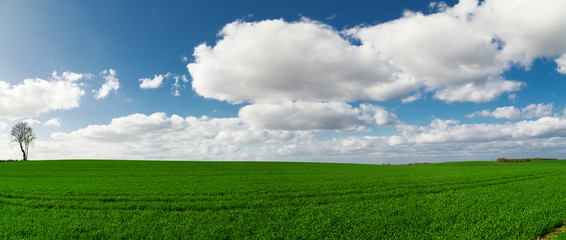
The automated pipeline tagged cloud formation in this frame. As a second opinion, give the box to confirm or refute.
[44,117,61,127]
[400,117,566,144]
[139,73,189,96]
[468,103,554,119]
[362,104,400,126]
[432,78,523,103]
[171,74,189,96]
[93,69,119,99]
[23,111,566,163]
[188,18,416,103]
[477,0,566,67]
[139,74,166,89]
[23,119,40,126]
[239,101,377,132]
[45,112,310,160]
[189,0,566,104]
[556,54,566,74]
[0,72,85,120]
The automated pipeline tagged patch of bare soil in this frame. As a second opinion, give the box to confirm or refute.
[537,223,566,240]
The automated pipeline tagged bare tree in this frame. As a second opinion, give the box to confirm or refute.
[11,122,36,161]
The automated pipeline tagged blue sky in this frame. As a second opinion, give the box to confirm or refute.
[2,0,566,163]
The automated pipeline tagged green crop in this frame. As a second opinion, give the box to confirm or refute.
[0,160,565,239]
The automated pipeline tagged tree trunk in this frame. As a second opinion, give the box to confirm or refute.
[19,142,26,161]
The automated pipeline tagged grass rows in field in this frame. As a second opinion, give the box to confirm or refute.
[1,160,566,239]
[0,169,561,213]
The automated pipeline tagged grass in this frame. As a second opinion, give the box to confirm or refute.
[1,159,566,239]
[540,224,566,240]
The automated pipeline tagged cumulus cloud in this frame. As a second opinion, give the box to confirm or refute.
[556,53,566,74]
[350,1,506,88]
[0,122,7,130]
[139,73,189,96]
[239,101,376,132]
[51,112,307,145]
[23,119,40,126]
[214,129,302,145]
[333,116,566,161]
[404,117,566,144]
[508,93,517,103]
[139,74,166,89]
[52,71,88,82]
[189,0,566,104]
[0,73,85,120]
[433,78,522,103]
[476,0,566,67]
[45,112,311,160]
[26,112,566,163]
[171,74,189,96]
[53,112,188,143]
[401,92,421,103]
[467,103,553,119]
[359,104,399,126]
[93,69,119,99]
[188,18,416,103]
[44,117,61,127]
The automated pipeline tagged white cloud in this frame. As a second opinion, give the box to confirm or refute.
[512,103,554,119]
[50,112,308,146]
[556,53,566,74]
[45,112,310,160]
[0,73,85,120]
[44,117,61,127]
[26,112,566,163]
[139,74,166,89]
[359,104,399,126]
[429,1,449,12]
[350,0,506,88]
[214,129,303,145]
[52,112,189,143]
[188,18,417,103]
[508,93,517,103]
[401,92,421,103]
[52,71,86,82]
[239,101,376,132]
[433,78,522,103]
[476,0,566,67]
[189,0,566,104]
[139,73,188,96]
[374,108,398,126]
[23,119,40,126]
[0,122,7,130]
[93,69,119,99]
[407,117,566,144]
[171,74,188,96]
[468,103,553,119]
[332,116,566,162]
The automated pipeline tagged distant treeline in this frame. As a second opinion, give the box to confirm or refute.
[0,159,19,162]
[496,158,558,163]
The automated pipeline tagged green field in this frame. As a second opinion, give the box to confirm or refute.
[1,160,566,239]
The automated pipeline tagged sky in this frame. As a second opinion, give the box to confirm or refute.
[2,0,566,164]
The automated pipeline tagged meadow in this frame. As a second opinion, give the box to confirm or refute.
[0,160,565,239]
